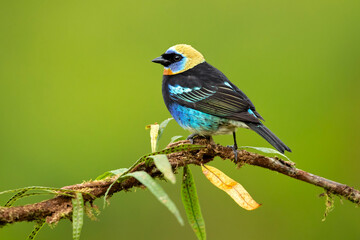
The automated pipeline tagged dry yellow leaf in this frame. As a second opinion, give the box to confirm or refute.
[145,123,160,152]
[201,165,261,210]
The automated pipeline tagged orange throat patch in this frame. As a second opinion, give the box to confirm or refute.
[163,68,174,75]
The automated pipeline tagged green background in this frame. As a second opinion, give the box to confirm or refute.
[1,0,359,239]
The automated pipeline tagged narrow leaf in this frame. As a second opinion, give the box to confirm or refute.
[72,192,84,240]
[5,189,29,207]
[239,146,291,162]
[26,219,45,240]
[201,165,261,210]
[150,155,176,184]
[158,117,173,141]
[127,144,205,174]
[170,135,184,143]
[96,168,128,180]
[125,171,184,225]
[155,144,205,155]
[181,166,206,240]
[0,186,85,196]
[5,192,63,207]
[95,172,113,181]
[102,168,129,207]
[102,144,205,207]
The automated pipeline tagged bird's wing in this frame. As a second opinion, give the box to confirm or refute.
[167,81,262,124]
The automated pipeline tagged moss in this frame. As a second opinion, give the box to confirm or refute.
[321,191,335,222]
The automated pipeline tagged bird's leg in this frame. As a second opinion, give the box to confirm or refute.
[186,133,210,144]
[231,132,238,162]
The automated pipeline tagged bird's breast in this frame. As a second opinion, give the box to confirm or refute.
[167,103,243,135]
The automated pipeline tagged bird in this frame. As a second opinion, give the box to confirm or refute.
[152,44,291,159]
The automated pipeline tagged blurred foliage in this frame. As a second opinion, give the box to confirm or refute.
[0,0,359,239]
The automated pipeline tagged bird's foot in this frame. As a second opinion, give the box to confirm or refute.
[187,134,210,144]
[227,145,238,162]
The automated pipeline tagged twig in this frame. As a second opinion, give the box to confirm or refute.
[0,138,359,227]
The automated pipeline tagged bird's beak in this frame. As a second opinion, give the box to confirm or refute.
[152,56,171,66]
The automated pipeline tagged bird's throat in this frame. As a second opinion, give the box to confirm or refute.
[163,68,174,75]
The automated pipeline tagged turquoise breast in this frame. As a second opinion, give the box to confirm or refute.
[169,103,231,135]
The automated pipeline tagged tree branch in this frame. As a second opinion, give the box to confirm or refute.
[0,138,359,227]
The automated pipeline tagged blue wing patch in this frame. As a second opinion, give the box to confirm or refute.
[224,82,234,90]
[168,84,215,103]
[248,109,257,118]
[168,85,200,94]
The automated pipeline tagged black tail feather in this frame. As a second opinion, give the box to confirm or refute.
[247,123,291,154]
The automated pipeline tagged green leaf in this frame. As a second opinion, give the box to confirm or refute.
[5,192,64,207]
[102,144,205,207]
[1,186,81,207]
[158,117,173,141]
[149,155,176,184]
[127,144,205,173]
[109,169,128,175]
[26,219,45,240]
[170,135,184,143]
[102,168,129,207]
[96,168,128,180]
[181,166,206,240]
[0,186,87,197]
[152,144,205,156]
[0,186,83,207]
[125,171,184,226]
[239,146,291,162]
[5,189,29,207]
[72,192,84,240]
[95,172,113,181]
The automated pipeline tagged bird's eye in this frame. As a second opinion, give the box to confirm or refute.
[174,55,182,62]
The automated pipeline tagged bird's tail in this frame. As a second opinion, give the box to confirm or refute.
[247,123,291,154]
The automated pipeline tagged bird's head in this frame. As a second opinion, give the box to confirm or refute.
[152,44,205,75]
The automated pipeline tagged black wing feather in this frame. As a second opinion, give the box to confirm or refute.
[162,62,291,153]
[164,62,263,124]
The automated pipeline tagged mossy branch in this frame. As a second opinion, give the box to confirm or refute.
[0,138,359,227]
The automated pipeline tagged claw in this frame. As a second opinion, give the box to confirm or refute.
[233,146,238,162]
[227,145,238,162]
[186,133,199,144]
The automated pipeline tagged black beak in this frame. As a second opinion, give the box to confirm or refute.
[152,56,171,66]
